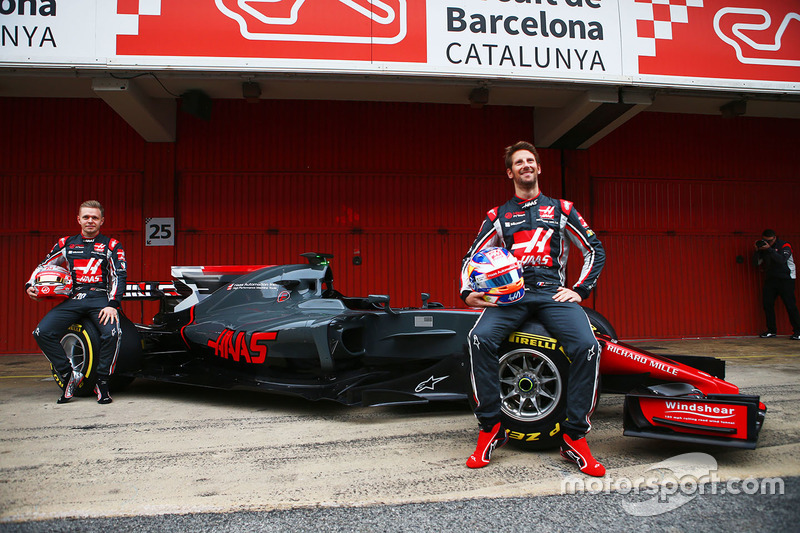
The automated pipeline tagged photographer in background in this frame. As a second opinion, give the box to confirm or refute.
[753,229,800,340]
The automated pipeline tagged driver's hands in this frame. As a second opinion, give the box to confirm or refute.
[99,306,119,325]
[26,286,39,301]
[465,291,497,308]
[553,287,582,303]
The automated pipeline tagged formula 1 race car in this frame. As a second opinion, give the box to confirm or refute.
[57,253,766,450]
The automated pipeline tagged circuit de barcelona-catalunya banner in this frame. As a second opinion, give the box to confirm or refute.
[1,0,798,91]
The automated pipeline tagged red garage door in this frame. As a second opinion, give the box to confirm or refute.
[3,172,144,353]
[592,176,800,338]
[174,171,521,308]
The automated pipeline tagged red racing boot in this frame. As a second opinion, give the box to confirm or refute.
[560,434,605,477]
[466,422,509,469]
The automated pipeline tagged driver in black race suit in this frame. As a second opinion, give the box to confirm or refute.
[460,141,606,476]
[25,200,127,405]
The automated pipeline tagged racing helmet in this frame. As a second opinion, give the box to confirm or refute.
[31,265,72,299]
[468,247,525,305]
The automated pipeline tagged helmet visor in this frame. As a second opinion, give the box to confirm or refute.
[37,273,66,284]
[473,270,521,291]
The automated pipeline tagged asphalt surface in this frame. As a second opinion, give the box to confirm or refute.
[2,477,799,533]
[1,336,799,531]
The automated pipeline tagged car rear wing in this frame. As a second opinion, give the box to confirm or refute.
[123,265,269,312]
[124,282,180,300]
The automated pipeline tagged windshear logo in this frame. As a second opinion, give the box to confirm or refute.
[714,8,800,67]
[214,0,408,44]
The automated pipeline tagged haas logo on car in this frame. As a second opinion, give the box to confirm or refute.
[207,329,277,364]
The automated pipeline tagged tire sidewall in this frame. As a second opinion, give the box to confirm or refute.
[497,335,571,450]
[53,320,100,397]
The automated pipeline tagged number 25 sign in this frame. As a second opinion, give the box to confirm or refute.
[146,218,175,247]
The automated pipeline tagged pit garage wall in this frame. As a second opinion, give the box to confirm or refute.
[576,113,799,339]
[2,98,797,353]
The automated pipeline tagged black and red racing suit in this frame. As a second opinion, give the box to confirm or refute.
[26,234,127,379]
[460,193,604,301]
[460,192,605,438]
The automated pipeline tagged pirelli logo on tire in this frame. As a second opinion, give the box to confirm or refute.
[508,423,562,443]
[507,332,558,351]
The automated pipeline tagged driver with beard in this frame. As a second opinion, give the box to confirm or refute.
[460,141,606,476]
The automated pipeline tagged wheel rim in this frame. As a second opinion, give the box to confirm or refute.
[498,348,562,422]
[61,333,87,374]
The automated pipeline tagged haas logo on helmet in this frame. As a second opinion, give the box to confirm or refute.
[468,248,525,306]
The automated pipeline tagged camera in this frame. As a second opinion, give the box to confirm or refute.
[755,239,768,248]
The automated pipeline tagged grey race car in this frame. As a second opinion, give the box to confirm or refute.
[56,253,766,450]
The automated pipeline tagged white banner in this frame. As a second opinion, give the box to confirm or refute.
[1,0,797,91]
[427,1,622,83]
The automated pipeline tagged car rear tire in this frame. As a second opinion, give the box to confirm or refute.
[51,316,139,396]
[585,307,617,339]
[53,320,100,397]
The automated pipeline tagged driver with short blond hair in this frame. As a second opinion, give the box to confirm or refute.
[26,200,127,404]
